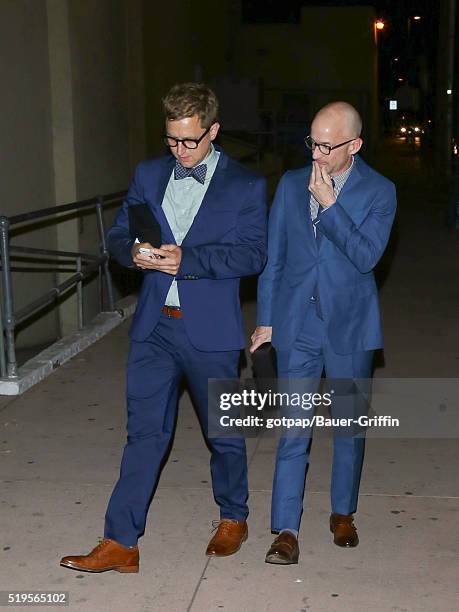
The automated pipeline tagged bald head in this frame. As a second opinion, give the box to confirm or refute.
[309,101,363,176]
[313,102,362,139]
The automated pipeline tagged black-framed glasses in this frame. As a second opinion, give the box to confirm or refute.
[305,135,356,155]
[163,126,211,149]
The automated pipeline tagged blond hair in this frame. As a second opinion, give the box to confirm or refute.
[162,82,219,128]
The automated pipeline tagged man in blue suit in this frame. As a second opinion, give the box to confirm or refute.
[250,102,396,564]
[61,83,267,573]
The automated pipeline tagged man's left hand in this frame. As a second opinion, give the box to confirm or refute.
[308,161,336,207]
[144,244,182,275]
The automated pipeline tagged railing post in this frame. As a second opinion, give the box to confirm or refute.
[0,294,7,378]
[76,256,83,330]
[95,196,115,312]
[97,264,103,312]
[0,216,17,377]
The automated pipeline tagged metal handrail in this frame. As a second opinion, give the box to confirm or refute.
[10,246,100,261]
[8,190,125,225]
[0,191,126,379]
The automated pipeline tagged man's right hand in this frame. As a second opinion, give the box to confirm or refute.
[132,242,157,269]
[249,326,272,353]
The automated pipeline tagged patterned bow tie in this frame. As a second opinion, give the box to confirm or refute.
[174,161,207,184]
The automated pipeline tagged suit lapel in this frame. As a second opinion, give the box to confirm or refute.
[330,156,369,225]
[148,156,176,244]
[181,151,229,246]
[316,156,369,253]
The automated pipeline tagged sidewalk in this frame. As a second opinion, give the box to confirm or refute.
[1,139,458,611]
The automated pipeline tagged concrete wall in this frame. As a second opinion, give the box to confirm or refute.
[0,0,146,352]
[0,0,58,347]
[69,0,130,197]
[65,0,132,328]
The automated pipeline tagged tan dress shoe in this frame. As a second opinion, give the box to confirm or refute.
[330,513,359,547]
[60,538,139,573]
[205,519,248,557]
[265,532,299,565]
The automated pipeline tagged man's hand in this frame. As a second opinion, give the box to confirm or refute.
[308,161,336,208]
[249,326,272,353]
[149,244,182,275]
[132,243,182,275]
[132,242,157,268]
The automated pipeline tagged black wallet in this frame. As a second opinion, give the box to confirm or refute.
[128,203,162,248]
[251,342,277,399]
[251,341,277,380]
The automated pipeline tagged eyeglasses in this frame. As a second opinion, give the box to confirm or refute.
[304,135,357,156]
[163,126,211,149]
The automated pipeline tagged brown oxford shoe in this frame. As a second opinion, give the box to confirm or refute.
[60,538,139,573]
[205,519,248,557]
[265,532,299,565]
[330,513,359,547]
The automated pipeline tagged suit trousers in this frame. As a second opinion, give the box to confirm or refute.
[104,313,248,547]
[271,301,373,533]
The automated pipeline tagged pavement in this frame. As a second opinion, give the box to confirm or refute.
[0,139,458,612]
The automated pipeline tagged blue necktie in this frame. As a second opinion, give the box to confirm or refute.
[315,204,324,243]
[174,161,207,184]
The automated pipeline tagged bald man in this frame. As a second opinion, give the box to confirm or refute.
[250,102,396,564]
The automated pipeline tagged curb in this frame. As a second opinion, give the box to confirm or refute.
[0,296,137,396]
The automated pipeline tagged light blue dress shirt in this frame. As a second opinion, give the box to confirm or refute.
[162,144,220,306]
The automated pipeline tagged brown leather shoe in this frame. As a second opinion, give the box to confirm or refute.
[265,532,299,565]
[205,519,248,557]
[60,538,139,573]
[330,513,359,547]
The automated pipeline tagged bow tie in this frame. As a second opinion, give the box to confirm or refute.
[174,161,207,184]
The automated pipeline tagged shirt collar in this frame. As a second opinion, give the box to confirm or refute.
[195,143,217,167]
[332,155,354,180]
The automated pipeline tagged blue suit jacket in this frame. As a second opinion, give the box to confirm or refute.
[257,155,396,355]
[107,148,267,351]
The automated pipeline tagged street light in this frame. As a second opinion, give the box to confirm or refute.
[413,15,422,21]
[374,19,385,44]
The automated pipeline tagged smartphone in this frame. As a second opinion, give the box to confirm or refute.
[138,246,162,260]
